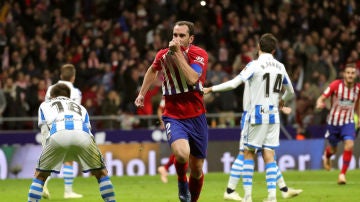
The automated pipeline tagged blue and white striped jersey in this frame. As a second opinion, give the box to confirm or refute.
[38,96,91,136]
[212,53,295,124]
[45,80,82,104]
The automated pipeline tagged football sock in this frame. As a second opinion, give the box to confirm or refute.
[242,159,254,196]
[175,160,188,182]
[98,176,116,202]
[276,165,287,191]
[265,162,277,198]
[28,178,44,201]
[189,173,204,202]
[325,146,333,158]
[63,165,74,193]
[341,150,352,174]
[165,154,176,171]
[227,153,244,193]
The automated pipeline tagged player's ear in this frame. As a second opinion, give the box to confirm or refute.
[189,35,194,44]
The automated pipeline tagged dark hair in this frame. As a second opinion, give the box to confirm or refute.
[50,83,71,98]
[259,33,278,53]
[344,63,356,69]
[60,64,76,81]
[175,21,195,36]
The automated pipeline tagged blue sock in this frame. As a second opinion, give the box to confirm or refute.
[227,153,244,191]
[28,178,44,202]
[63,165,74,192]
[265,162,277,198]
[98,176,116,202]
[242,159,254,196]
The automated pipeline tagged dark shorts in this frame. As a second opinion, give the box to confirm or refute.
[326,123,356,146]
[162,114,208,158]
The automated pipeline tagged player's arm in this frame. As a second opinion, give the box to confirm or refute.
[135,65,158,107]
[204,74,244,94]
[281,72,295,103]
[169,41,200,85]
[316,94,327,109]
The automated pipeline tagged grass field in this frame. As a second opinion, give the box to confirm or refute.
[1,169,360,201]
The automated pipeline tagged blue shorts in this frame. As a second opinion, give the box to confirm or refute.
[326,123,355,147]
[162,114,208,158]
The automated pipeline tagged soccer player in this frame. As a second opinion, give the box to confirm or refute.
[135,21,208,202]
[27,83,116,202]
[42,64,83,199]
[316,63,360,184]
[204,33,295,202]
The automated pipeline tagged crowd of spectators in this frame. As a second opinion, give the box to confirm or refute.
[0,0,359,137]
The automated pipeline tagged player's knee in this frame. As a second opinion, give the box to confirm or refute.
[91,169,108,180]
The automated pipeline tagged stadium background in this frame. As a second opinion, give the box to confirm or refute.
[0,0,359,179]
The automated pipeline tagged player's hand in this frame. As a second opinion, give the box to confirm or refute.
[203,87,212,94]
[316,101,325,109]
[169,39,180,53]
[134,94,144,108]
[281,107,292,115]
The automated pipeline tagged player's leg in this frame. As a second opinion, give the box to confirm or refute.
[91,169,116,202]
[172,139,191,202]
[187,114,208,202]
[338,139,354,184]
[242,149,255,202]
[163,116,192,202]
[273,154,303,199]
[63,161,83,198]
[42,175,51,199]
[224,152,243,201]
[188,155,205,202]
[262,148,277,202]
[323,126,339,171]
[158,153,176,183]
[28,171,51,201]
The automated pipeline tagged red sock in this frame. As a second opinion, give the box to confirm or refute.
[341,150,352,174]
[164,154,176,171]
[189,173,204,202]
[175,159,188,182]
[325,146,333,158]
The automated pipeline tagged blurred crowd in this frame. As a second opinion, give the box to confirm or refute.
[0,0,359,136]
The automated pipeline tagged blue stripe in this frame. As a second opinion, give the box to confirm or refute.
[99,176,110,183]
[50,122,57,135]
[65,115,74,130]
[30,185,42,192]
[255,105,262,124]
[267,171,277,175]
[267,185,276,189]
[243,182,252,185]
[265,162,277,169]
[230,174,241,178]
[266,179,277,182]
[241,112,247,129]
[102,192,115,198]
[28,193,41,199]
[242,175,253,179]
[83,113,90,133]
[269,105,275,123]
[283,77,289,84]
[231,168,242,172]
[242,169,253,172]
[40,109,45,121]
[100,184,113,191]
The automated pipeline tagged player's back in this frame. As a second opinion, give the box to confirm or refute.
[247,54,287,124]
[39,96,90,135]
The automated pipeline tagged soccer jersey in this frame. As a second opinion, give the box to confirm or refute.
[38,96,91,137]
[213,53,294,124]
[322,80,360,126]
[45,80,82,104]
[152,44,208,119]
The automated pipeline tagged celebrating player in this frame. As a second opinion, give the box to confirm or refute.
[27,83,116,202]
[316,63,360,184]
[135,21,208,202]
[204,33,295,202]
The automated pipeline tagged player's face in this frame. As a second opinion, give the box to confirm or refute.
[172,25,194,48]
[344,67,356,85]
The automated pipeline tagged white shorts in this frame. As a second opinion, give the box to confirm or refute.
[243,123,280,150]
[37,130,105,173]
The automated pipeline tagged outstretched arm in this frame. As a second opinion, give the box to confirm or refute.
[204,74,244,94]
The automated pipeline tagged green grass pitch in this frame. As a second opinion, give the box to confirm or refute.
[1,170,360,201]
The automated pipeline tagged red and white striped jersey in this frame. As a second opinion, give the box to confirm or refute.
[323,80,360,125]
[152,45,208,119]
